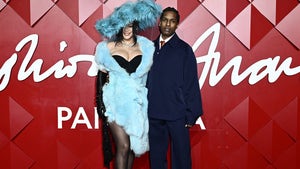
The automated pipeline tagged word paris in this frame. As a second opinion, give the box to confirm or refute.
[57,106,206,129]
[0,23,300,91]
[57,107,100,129]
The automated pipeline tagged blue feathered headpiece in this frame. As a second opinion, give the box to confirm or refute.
[95,0,162,38]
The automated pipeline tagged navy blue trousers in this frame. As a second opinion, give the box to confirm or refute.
[149,117,192,169]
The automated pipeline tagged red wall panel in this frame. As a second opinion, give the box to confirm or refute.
[0,0,299,169]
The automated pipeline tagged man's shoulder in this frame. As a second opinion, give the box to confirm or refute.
[173,36,192,49]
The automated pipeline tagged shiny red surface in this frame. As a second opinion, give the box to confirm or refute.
[0,0,299,169]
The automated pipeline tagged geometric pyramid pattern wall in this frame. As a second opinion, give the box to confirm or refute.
[0,0,299,168]
[203,0,300,49]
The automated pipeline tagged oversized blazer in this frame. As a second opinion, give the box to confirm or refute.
[147,33,203,124]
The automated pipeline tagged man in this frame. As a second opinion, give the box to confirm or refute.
[147,7,204,169]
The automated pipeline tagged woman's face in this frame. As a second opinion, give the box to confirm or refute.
[122,23,134,40]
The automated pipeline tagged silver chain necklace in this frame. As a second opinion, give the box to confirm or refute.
[121,41,135,47]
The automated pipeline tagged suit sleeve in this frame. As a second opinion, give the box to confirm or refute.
[183,46,204,125]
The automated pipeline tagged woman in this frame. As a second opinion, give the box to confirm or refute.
[94,1,161,168]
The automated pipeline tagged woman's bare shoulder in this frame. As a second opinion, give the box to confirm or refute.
[107,41,115,50]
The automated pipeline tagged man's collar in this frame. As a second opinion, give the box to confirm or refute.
[159,34,175,43]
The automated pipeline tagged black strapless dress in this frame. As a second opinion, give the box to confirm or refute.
[112,55,142,74]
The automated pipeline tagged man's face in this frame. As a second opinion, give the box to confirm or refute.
[159,11,178,39]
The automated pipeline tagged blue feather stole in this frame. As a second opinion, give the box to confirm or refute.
[95,36,154,155]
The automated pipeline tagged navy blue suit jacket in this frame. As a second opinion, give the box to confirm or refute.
[147,33,203,124]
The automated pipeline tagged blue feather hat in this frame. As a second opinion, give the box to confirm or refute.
[95,0,162,38]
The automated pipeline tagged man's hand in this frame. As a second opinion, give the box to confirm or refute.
[185,124,193,128]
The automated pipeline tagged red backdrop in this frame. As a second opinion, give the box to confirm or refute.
[0,0,299,169]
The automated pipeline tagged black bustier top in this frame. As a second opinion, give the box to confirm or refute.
[112,55,142,74]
